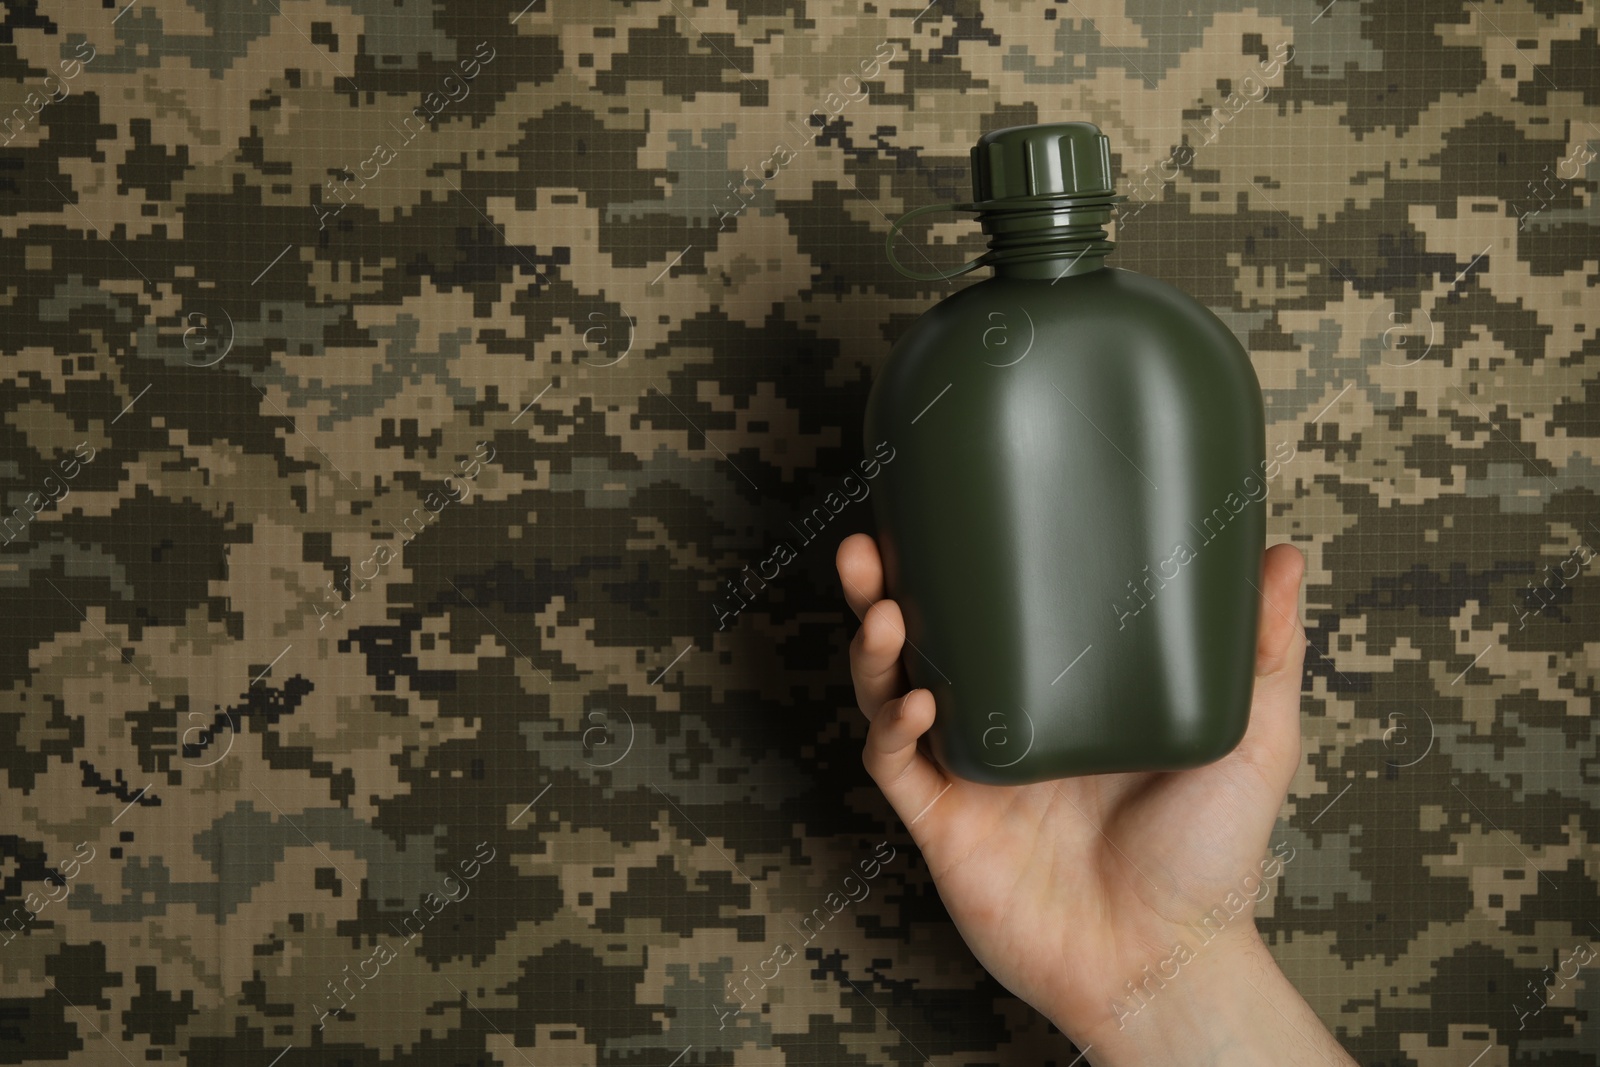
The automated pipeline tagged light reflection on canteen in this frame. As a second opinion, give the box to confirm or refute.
[1110,439,1297,630]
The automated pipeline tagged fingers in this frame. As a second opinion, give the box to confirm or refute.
[1254,543,1307,681]
[1231,543,1308,792]
[838,533,908,718]
[851,599,909,720]
[836,533,885,621]
[837,535,951,828]
[862,688,950,823]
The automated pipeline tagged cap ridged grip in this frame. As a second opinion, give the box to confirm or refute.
[969,121,1114,202]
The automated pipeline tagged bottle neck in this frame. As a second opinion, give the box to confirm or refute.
[973,195,1116,280]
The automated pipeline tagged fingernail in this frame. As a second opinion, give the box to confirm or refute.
[900,691,925,719]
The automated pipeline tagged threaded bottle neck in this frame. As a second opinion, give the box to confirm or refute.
[974,194,1117,280]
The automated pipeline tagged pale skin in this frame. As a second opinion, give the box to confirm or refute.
[836,534,1358,1066]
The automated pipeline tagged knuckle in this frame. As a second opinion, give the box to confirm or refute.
[863,599,898,640]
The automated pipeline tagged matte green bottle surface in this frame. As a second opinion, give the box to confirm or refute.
[864,265,1267,784]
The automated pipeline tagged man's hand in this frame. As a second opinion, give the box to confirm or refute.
[837,533,1356,1065]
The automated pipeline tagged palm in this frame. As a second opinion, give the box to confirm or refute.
[837,533,1307,1030]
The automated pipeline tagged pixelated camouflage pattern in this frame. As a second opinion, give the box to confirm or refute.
[1,0,1596,1063]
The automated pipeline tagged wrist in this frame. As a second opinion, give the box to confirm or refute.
[1050,925,1354,1067]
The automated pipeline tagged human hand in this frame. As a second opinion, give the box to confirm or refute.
[837,533,1355,1065]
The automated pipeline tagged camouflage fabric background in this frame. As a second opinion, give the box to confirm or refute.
[1,0,1596,1062]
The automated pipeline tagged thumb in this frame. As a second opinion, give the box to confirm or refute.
[1231,542,1308,794]
[1254,543,1308,686]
